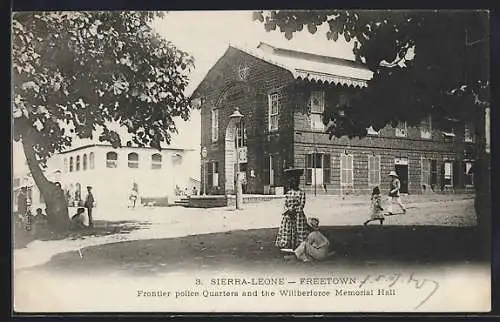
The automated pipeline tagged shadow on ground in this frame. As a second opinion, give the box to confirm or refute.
[34,225,490,276]
[13,220,151,250]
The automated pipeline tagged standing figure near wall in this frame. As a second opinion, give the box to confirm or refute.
[275,168,311,251]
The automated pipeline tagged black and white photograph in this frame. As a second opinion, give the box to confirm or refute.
[12,10,491,313]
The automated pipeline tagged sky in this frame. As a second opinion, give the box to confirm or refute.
[13,11,355,173]
[150,10,354,150]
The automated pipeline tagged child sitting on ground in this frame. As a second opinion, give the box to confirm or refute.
[70,207,87,230]
[34,208,47,222]
[285,217,332,262]
[364,186,385,226]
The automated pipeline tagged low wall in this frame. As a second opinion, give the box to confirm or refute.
[141,197,170,207]
[186,194,285,208]
[187,195,227,208]
[226,194,284,208]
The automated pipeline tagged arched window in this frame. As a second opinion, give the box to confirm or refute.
[89,152,95,169]
[76,156,81,171]
[151,153,162,170]
[68,184,74,203]
[75,183,81,201]
[83,154,88,170]
[106,151,118,168]
[69,157,74,172]
[128,152,139,168]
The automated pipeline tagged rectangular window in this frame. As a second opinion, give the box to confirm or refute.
[464,123,474,142]
[236,121,247,148]
[420,115,432,139]
[211,109,219,142]
[442,122,455,141]
[268,93,279,132]
[340,153,354,186]
[305,153,330,185]
[310,91,325,131]
[368,154,381,186]
[211,161,219,187]
[444,160,453,187]
[464,161,474,186]
[395,121,408,137]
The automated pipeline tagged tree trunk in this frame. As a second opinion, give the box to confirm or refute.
[474,157,491,254]
[19,120,70,232]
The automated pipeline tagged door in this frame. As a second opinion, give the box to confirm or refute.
[430,159,438,191]
[395,164,409,194]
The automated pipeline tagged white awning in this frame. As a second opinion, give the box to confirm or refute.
[234,44,372,88]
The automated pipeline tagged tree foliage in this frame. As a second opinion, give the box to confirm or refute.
[12,11,194,165]
[253,10,489,139]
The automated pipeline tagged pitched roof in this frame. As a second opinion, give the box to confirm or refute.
[250,42,373,87]
[191,42,373,98]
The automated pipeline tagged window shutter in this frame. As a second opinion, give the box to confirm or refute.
[368,156,373,186]
[340,155,345,185]
[440,162,446,190]
[376,155,381,185]
[274,155,281,186]
[305,154,312,185]
[207,164,213,189]
[323,154,331,184]
[349,155,354,185]
[453,160,460,188]
[263,156,270,185]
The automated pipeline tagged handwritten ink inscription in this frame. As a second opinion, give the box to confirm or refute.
[358,272,440,309]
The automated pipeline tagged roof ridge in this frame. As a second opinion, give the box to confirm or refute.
[230,44,371,87]
[257,41,369,70]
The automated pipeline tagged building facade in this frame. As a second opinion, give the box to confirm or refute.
[192,43,480,196]
[13,143,197,212]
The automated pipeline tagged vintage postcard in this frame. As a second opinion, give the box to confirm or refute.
[12,10,491,313]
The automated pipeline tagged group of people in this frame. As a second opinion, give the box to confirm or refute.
[175,185,199,197]
[16,182,96,232]
[275,168,407,262]
[16,187,49,233]
[71,185,95,229]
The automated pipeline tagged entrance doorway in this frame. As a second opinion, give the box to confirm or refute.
[394,158,409,194]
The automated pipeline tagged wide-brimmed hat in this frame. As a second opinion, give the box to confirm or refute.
[283,167,304,177]
[388,171,399,177]
[307,217,320,228]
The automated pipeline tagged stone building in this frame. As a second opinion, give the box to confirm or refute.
[191,42,479,196]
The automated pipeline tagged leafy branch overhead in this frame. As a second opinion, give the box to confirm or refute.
[12,11,195,164]
[253,10,489,139]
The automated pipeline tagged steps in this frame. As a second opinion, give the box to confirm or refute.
[174,197,190,206]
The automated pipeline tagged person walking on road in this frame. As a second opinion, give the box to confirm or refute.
[364,186,385,225]
[387,171,406,215]
[84,186,95,228]
[276,167,311,252]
